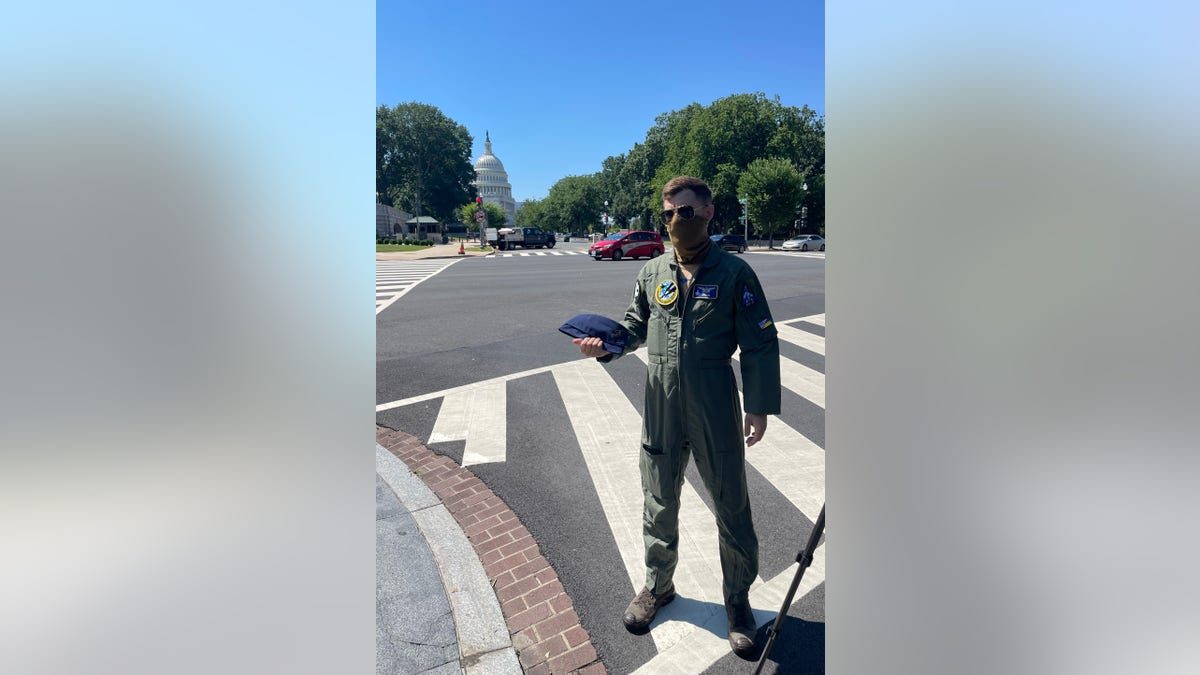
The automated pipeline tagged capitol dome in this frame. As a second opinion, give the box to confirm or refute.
[472,131,517,228]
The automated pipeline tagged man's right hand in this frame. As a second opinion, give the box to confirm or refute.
[574,337,607,358]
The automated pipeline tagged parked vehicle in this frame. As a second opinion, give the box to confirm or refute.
[782,234,825,252]
[710,233,748,254]
[588,230,664,261]
[487,226,556,250]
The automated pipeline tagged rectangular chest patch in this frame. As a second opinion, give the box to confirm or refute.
[692,284,718,299]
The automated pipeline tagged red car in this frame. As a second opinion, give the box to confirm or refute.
[589,230,664,261]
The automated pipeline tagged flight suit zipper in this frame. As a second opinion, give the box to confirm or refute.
[675,263,701,447]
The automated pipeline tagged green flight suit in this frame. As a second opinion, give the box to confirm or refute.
[599,245,781,603]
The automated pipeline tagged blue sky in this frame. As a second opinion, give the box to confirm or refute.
[377,0,824,201]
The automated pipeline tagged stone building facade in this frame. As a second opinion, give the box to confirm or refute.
[376,203,412,238]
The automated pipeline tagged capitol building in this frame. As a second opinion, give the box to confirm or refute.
[472,131,517,227]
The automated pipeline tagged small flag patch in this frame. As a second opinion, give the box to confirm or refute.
[758,318,774,330]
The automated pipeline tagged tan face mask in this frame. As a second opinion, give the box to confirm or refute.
[668,213,711,263]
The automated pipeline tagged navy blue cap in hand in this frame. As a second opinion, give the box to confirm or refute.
[558,313,627,355]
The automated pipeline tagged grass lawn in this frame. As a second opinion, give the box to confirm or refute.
[376,244,429,252]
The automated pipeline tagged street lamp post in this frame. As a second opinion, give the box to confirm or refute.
[604,200,609,230]
[738,196,748,243]
[800,182,808,233]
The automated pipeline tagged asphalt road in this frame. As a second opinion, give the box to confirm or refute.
[377,248,826,675]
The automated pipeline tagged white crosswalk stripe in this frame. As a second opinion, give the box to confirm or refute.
[428,380,507,466]
[554,356,728,652]
[486,250,588,258]
[378,314,827,669]
[751,249,825,259]
[776,322,825,356]
[376,259,463,315]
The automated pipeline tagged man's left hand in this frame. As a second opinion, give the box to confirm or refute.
[744,413,767,447]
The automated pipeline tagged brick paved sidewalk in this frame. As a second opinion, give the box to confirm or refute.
[377,427,606,675]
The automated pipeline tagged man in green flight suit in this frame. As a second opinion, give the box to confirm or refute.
[573,176,781,657]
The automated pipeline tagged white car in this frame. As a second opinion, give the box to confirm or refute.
[782,234,825,252]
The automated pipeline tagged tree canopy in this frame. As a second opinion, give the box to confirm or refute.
[514,93,824,238]
[456,201,508,234]
[377,102,476,223]
[738,157,808,246]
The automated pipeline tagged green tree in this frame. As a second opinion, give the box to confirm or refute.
[738,158,807,248]
[456,201,508,238]
[641,93,824,232]
[541,174,604,235]
[377,102,476,222]
[515,197,543,228]
[476,92,825,239]
[481,202,508,229]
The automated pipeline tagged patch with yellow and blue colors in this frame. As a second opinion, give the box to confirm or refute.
[693,284,718,299]
[758,318,774,330]
[655,280,679,306]
[741,286,757,307]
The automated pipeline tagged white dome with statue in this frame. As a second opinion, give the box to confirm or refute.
[472,131,517,227]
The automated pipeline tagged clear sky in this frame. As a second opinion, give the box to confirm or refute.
[377,0,824,202]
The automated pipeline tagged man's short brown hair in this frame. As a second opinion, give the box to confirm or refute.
[662,176,712,204]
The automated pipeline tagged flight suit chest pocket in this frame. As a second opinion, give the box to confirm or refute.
[688,284,726,328]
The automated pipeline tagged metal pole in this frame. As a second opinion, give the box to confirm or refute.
[752,505,825,675]
[740,196,748,243]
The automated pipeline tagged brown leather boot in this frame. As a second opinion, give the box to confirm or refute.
[622,586,676,632]
[726,598,757,656]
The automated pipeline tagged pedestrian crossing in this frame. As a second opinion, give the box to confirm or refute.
[480,249,824,259]
[486,249,590,258]
[376,259,463,315]
[753,249,826,259]
[377,313,826,670]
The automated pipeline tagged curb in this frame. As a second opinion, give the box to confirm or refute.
[377,445,520,675]
[377,426,607,675]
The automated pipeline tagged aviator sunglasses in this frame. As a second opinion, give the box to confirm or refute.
[659,204,702,224]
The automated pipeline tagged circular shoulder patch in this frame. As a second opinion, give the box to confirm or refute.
[655,280,679,306]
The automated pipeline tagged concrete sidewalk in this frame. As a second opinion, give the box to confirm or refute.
[376,429,606,675]
[377,242,494,262]
[377,444,521,675]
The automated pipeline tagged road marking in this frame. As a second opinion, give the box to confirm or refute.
[736,386,826,522]
[553,356,727,652]
[377,363,559,412]
[776,355,825,409]
[461,380,507,466]
[630,544,825,675]
[375,259,463,315]
[730,343,824,409]
[487,251,586,258]
[777,312,824,327]
[751,250,825,259]
[776,322,825,356]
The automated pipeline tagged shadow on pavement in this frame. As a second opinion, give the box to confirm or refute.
[752,615,825,674]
